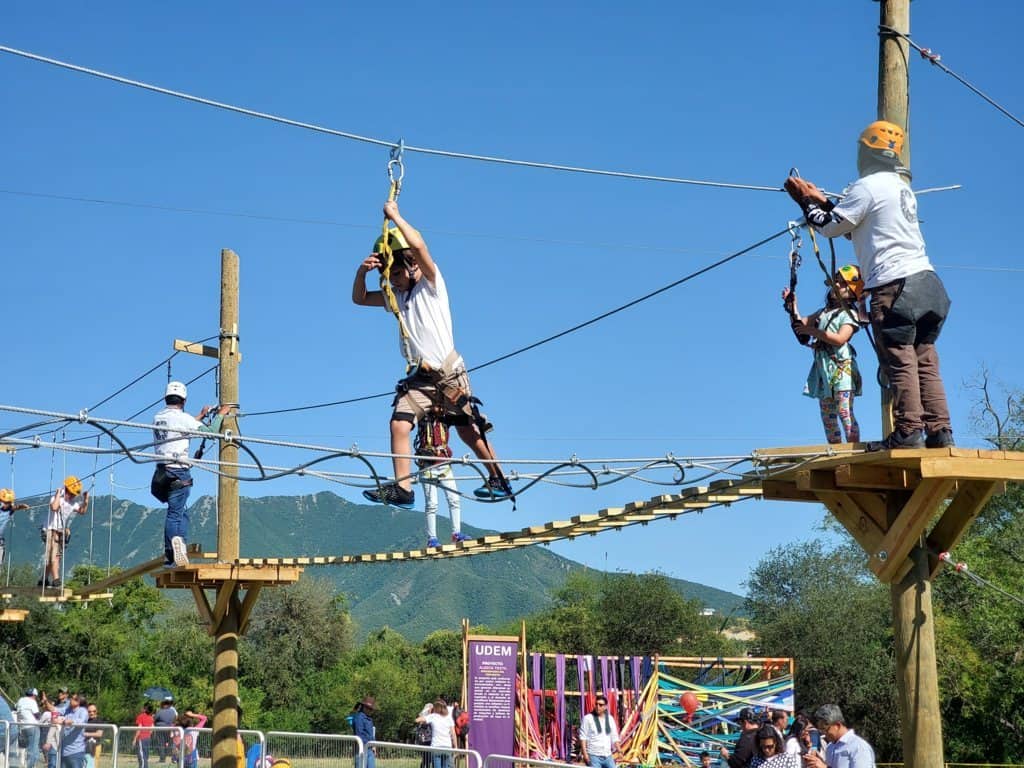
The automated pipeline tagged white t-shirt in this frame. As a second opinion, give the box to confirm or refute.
[820,172,932,289]
[425,712,454,748]
[393,266,460,370]
[579,711,619,757]
[153,407,205,468]
[16,695,39,723]
[46,490,83,532]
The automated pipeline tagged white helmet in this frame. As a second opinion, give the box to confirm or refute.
[165,381,188,400]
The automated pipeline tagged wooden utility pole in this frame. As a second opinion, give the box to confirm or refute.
[876,2,945,767]
[212,248,242,768]
[158,249,301,768]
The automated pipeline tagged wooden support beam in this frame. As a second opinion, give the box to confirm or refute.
[760,479,818,502]
[238,585,263,635]
[926,480,1002,578]
[797,469,838,493]
[210,579,238,634]
[191,586,214,626]
[871,479,957,583]
[834,463,919,490]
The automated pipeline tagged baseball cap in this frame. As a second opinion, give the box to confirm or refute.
[26,688,39,697]
[738,707,756,723]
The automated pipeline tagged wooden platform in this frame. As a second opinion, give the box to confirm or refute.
[154,562,303,589]
[758,445,1024,582]
[74,544,215,596]
[1,608,29,621]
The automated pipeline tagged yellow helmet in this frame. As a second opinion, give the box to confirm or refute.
[834,264,865,299]
[372,226,410,255]
[859,120,905,157]
[64,475,83,496]
[0,488,14,503]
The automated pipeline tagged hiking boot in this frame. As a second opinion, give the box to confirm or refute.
[171,536,190,567]
[925,428,955,449]
[426,537,440,548]
[868,429,925,452]
[452,532,471,543]
[362,483,415,509]
[473,477,512,500]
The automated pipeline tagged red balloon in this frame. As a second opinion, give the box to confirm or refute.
[679,692,699,721]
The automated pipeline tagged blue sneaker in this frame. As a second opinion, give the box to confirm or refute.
[452,532,471,543]
[362,483,415,509]
[473,477,512,500]
[426,537,440,548]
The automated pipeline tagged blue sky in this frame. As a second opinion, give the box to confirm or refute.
[2,1,1022,595]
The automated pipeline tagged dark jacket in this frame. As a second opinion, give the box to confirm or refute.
[727,728,758,768]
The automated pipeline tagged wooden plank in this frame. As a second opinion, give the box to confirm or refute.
[797,469,838,492]
[926,480,1001,578]
[872,479,957,583]
[834,463,919,490]
[920,457,1024,481]
[821,493,913,585]
[0,608,28,622]
[760,480,818,502]
[174,339,219,359]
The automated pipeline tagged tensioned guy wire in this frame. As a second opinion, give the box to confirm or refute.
[879,26,1024,130]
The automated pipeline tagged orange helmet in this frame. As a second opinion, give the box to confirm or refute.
[834,264,865,299]
[0,488,14,503]
[64,476,83,496]
[859,120,905,158]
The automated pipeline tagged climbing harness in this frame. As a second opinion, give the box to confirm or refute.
[377,140,417,370]
[414,407,453,468]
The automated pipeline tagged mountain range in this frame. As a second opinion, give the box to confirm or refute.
[3,492,744,640]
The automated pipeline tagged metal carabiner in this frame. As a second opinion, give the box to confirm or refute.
[387,138,406,187]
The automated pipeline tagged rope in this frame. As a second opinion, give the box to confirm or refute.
[244,225,794,416]
[378,143,416,367]
[879,26,1024,130]
[0,45,783,193]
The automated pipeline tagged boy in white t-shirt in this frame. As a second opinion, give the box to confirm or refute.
[352,200,513,510]
[42,477,89,588]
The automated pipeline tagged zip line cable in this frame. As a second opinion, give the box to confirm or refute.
[938,551,1024,607]
[244,225,795,417]
[0,44,782,193]
[879,26,1024,130]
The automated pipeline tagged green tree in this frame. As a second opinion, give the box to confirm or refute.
[745,539,900,758]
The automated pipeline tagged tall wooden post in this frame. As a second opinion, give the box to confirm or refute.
[213,248,241,768]
[877,3,945,767]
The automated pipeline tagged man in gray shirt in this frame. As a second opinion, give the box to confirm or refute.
[803,704,875,768]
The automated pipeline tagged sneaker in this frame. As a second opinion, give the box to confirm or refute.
[473,477,512,500]
[451,532,471,543]
[171,536,190,567]
[362,483,415,509]
[50,578,62,589]
[925,428,955,449]
[868,429,925,452]
[426,537,440,548]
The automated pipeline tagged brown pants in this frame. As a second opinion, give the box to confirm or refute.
[869,270,952,434]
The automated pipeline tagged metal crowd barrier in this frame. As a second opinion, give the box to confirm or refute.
[365,739,482,768]
[116,726,185,768]
[265,731,363,768]
[192,727,266,768]
[482,755,577,768]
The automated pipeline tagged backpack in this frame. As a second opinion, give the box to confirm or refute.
[415,722,433,746]
[454,708,470,737]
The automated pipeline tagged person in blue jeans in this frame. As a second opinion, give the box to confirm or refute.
[59,694,89,768]
[151,381,230,567]
[579,694,619,768]
[351,697,377,768]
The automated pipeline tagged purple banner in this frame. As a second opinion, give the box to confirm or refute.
[467,638,519,758]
